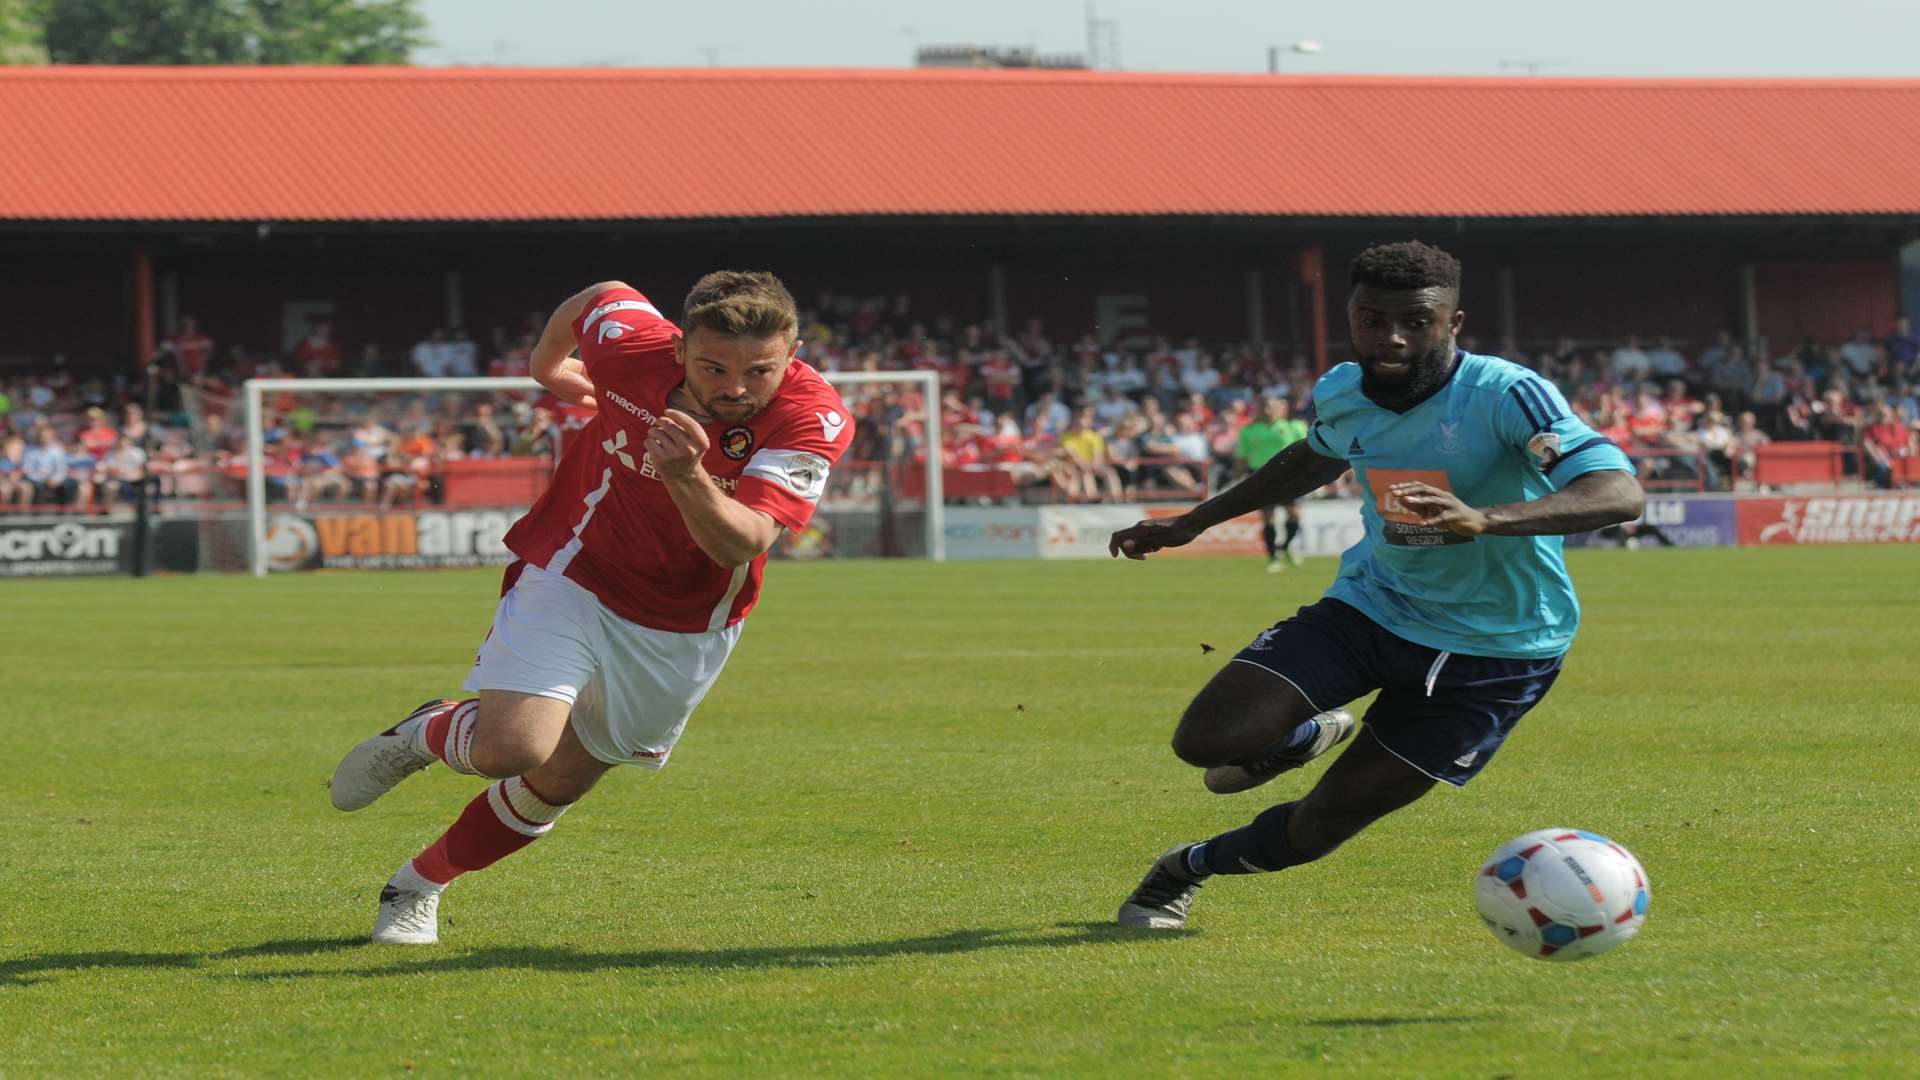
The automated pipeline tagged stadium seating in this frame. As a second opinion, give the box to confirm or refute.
[1751,442,1852,486]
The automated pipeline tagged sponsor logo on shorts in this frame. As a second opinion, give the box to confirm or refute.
[630,747,668,759]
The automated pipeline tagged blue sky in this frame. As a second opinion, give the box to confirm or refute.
[416,0,1919,77]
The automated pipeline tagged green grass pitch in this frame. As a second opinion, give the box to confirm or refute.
[2,547,1915,1076]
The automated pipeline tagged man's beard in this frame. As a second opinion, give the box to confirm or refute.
[688,385,762,421]
[1360,344,1458,411]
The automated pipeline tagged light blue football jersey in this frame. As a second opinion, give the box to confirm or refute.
[1306,351,1634,659]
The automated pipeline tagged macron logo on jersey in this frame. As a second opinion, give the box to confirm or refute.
[817,409,848,442]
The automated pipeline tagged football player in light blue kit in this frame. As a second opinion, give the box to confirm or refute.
[1109,241,1644,929]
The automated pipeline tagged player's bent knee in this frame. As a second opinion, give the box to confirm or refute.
[466,735,548,780]
[467,691,573,778]
[1169,717,1253,768]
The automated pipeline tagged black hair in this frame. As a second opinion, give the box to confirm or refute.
[1349,240,1461,295]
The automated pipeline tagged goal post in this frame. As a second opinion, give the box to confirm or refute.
[243,369,944,576]
[823,369,945,563]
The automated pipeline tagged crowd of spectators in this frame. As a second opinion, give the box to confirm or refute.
[3,298,1917,515]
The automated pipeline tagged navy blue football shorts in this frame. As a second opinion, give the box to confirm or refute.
[1231,598,1563,786]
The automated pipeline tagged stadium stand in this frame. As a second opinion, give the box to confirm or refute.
[2,298,1915,516]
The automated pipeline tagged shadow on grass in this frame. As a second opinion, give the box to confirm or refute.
[0,938,365,987]
[1305,1015,1493,1029]
[3,924,1175,986]
[0,950,202,987]
[211,937,367,960]
[227,921,1184,981]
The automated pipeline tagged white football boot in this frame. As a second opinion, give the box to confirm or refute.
[1202,708,1356,795]
[372,883,441,945]
[329,699,451,811]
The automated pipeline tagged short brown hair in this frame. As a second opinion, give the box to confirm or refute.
[683,270,798,341]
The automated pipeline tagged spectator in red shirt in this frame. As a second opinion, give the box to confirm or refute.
[76,407,119,460]
[295,319,342,377]
[1861,404,1916,488]
[165,315,214,376]
[1627,388,1668,445]
[1660,379,1703,422]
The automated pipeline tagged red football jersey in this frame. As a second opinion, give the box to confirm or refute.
[503,286,853,633]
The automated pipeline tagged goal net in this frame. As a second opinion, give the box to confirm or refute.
[235,371,943,576]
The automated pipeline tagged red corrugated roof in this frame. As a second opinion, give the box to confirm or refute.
[3,66,1918,222]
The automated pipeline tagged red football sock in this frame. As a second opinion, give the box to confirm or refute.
[410,775,571,886]
[421,699,481,775]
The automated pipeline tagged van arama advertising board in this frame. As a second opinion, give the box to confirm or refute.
[1737,494,1920,545]
[263,509,526,571]
[0,518,135,576]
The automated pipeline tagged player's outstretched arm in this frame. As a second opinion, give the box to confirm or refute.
[530,281,628,409]
[1109,440,1349,559]
[1391,469,1645,538]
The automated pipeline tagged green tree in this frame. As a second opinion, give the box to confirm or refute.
[0,0,50,64]
[38,0,427,65]
[249,0,425,65]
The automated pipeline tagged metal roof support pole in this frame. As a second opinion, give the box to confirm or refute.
[1300,244,1329,374]
[988,263,1008,337]
[444,267,464,331]
[1738,264,1760,348]
[1496,265,1517,350]
[130,244,155,370]
[1902,241,1920,320]
[159,270,178,344]
[1244,266,1266,348]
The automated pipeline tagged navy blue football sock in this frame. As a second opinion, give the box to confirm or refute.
[1283,518,1301,547]
[1261,523,1279,558]
[1201,801,1317,875]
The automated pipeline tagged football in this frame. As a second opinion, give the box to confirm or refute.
[1474,829,1650,961]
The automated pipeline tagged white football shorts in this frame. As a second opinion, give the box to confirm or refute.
[462,563,742,768]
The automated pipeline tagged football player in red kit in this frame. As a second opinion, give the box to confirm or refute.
[329,271,854,944]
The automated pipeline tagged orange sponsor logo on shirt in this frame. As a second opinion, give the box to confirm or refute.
[1366,468,1454,523]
